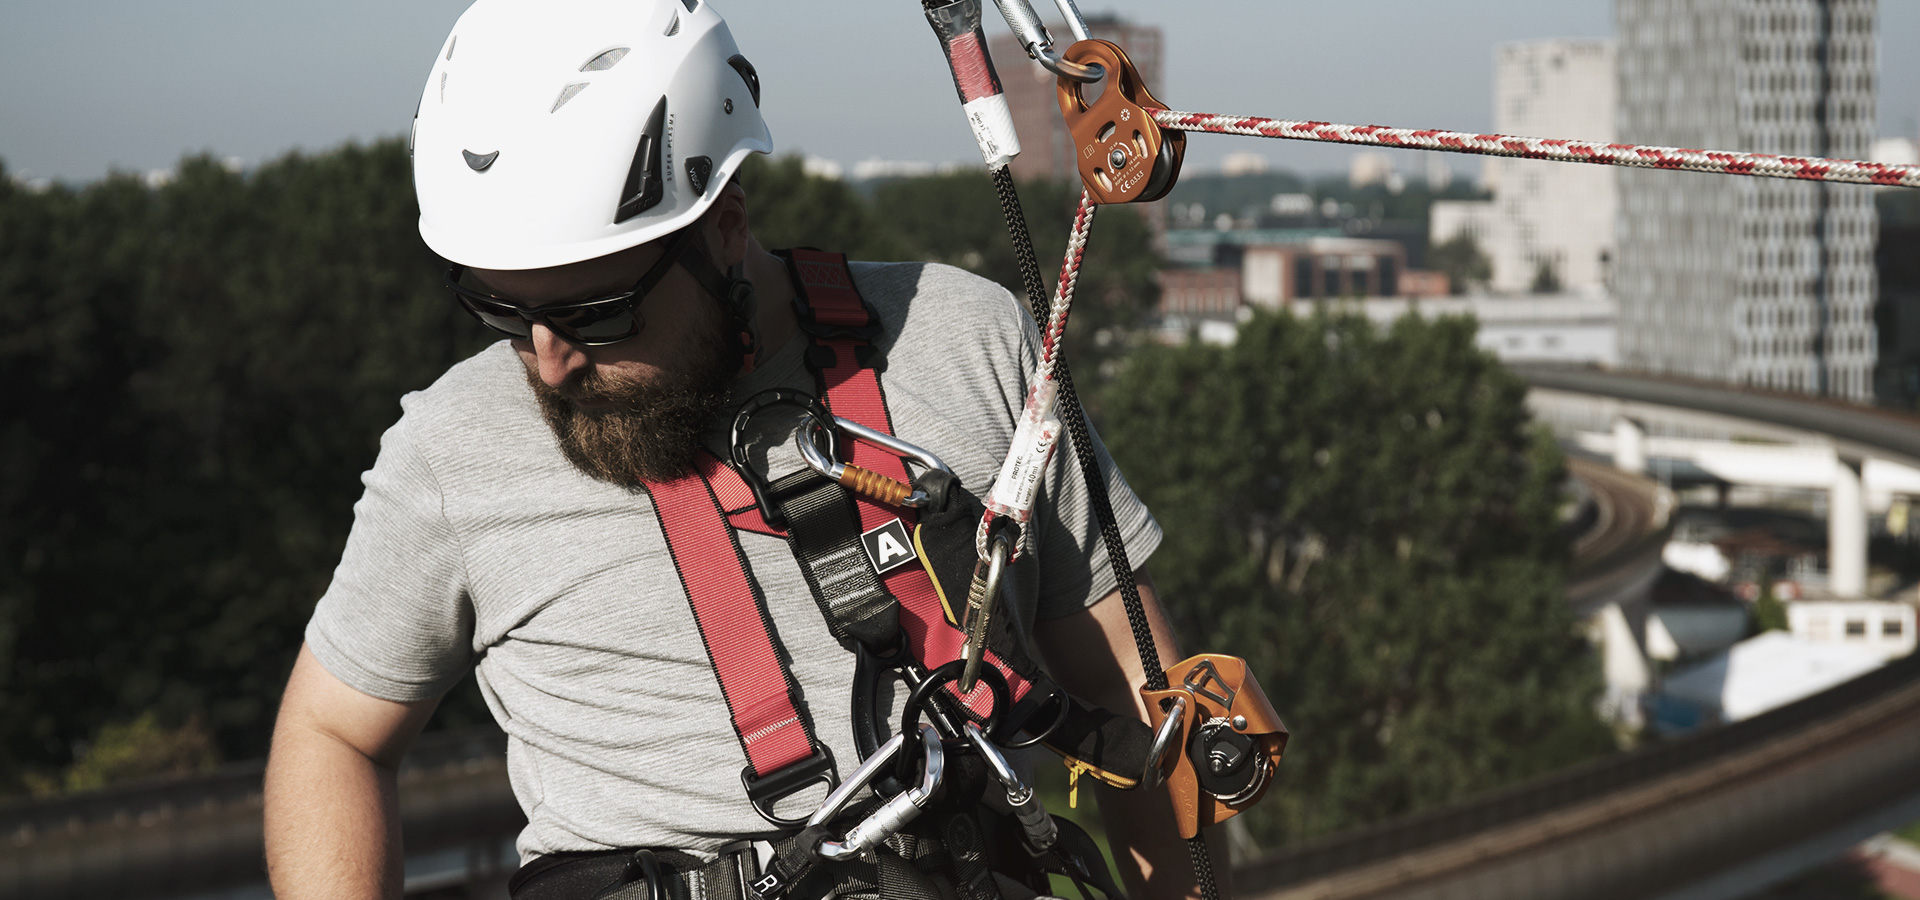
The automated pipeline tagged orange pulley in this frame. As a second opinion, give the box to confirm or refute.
[1054,39,1187,204]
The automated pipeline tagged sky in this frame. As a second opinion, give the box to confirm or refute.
[1,1,1917,185]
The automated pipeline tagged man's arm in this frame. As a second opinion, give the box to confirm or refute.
[265,643,441,900]
[1033,569,1232,900]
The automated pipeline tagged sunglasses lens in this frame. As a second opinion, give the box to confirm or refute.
[548,302,639,344]
[456,294,535,339]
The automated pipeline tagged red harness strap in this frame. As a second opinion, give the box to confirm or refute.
[784,250,1032,717]
[646,471,818,781]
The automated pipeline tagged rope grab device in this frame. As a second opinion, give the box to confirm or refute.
[913,0,1920,897]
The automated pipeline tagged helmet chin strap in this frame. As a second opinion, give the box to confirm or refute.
[679,237,761,376]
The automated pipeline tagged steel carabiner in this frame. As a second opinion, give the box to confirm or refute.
[987,0,1105,83]
[808,724,946,861]
[798,415,952,509]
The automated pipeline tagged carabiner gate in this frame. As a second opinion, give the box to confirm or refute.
[798,415,953,509]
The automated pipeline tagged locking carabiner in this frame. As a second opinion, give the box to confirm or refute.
[965,722,1058,853]
[959,528,1015,693]
[988,0,1104,83]
[798,415,952,509]
[808,724,946,861]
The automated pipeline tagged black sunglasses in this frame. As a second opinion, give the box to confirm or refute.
[445,227,695,346]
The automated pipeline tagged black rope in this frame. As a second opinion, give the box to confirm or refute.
[990,165,1220,900]
[989,166,1167,693]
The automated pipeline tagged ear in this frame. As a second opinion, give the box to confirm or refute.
[702,182,751,269]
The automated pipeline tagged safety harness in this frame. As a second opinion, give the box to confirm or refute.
[511,251,1143,900]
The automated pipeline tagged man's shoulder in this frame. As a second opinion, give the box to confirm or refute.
[391,341,537,445]
[846,260,1034,349]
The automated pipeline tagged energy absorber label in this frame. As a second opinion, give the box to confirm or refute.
[986,374,1062,536]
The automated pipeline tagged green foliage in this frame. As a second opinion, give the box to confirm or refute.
[1428,232,1492,295]
[1098,308,1613,844]
[27,712,218,796]
[0,143,492,788]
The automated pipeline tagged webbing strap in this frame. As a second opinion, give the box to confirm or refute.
[783,250,1033,718]
[647,472,817,779]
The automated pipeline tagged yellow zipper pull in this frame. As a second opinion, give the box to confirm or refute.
[1065,758,1090,809]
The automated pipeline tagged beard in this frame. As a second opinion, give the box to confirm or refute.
[526,311,737,488]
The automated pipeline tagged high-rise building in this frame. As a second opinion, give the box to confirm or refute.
[990,16,1164,185]
[1430,39,1617,297]
[1615,0,1878,400]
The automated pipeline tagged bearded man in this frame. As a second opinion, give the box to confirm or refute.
[262,2,1210,899]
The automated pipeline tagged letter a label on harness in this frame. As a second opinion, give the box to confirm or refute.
[860,519,919,575]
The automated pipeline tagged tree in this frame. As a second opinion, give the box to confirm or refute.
[1428,232,1492,295]
[1098,308,1614,844]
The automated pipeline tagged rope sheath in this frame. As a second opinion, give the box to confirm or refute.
[1150,107,1920,188]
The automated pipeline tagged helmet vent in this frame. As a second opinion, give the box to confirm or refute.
[681,0,697,10]
[663,14,681,37]
[616,97,668,224]
[727,55,760,108]
[581,47,629,72]
[445,35,457,60]
[439,72,448,102]
[552,82,589,113]
[462,150,499,172]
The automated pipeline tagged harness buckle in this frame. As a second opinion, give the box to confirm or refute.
[740,745,839,829]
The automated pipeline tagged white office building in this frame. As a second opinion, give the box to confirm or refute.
[1431,39,1617,296]
[1615,0,1879,400]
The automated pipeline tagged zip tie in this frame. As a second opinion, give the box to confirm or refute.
[1148,107,1920,188]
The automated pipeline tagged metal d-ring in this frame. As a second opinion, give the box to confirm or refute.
[729,388,837,530]
[1143,693,1189,787]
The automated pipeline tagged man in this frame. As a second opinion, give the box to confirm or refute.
[263,2,1211,898]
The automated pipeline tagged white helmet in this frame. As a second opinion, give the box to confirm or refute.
[412,0,772,270]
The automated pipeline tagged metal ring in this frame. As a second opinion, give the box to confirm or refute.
[1143,693,1188,787]
[900,659,1012,743]
[1002,683,1072,750]
[1036,46,1104,83]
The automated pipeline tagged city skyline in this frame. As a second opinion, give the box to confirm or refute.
[3,1,1916,186]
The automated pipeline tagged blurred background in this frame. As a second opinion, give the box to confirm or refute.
[3,1,1919,899]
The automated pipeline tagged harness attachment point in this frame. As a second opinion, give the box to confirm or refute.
[741,745,839,829]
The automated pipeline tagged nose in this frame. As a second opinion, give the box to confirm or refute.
[529,324,591,389]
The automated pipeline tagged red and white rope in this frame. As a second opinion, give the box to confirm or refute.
[1039,191,1098,377]
[976,190,1097,558]
[1149,108,1920,189]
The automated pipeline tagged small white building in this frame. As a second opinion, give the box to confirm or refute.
[1653,631,1883,732]
[1789,600,1917,661]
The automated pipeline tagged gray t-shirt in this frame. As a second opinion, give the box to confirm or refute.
[306,261,1160,861]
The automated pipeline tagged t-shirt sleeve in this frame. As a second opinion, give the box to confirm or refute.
[305,398,475,703]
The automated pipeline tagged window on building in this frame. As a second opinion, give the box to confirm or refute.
[1845,619,1867,637]
[1295,258,1314,300]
